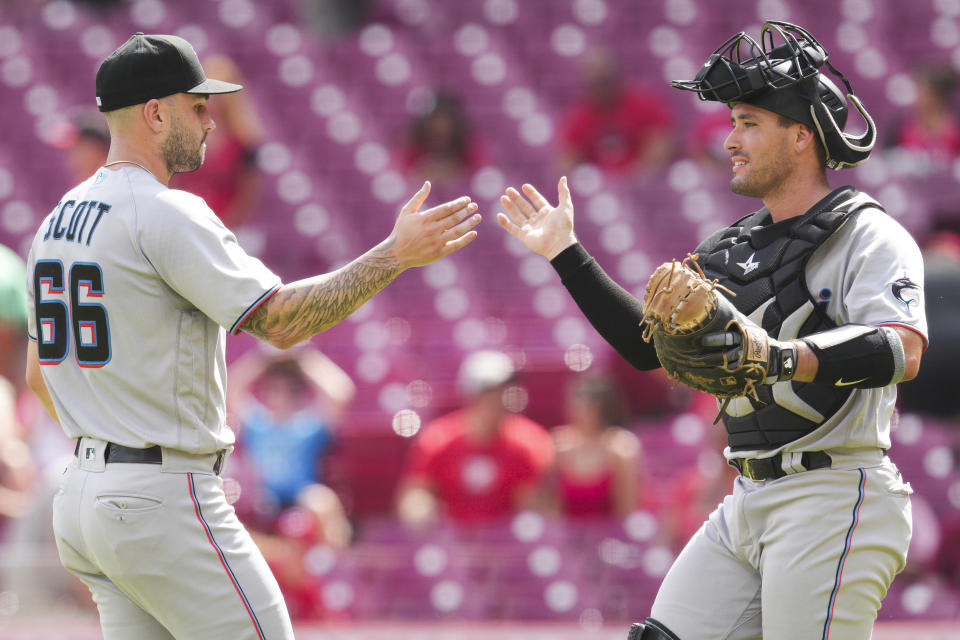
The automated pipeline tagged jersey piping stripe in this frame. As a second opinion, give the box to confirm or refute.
[230,284,281,336]
[821,468,866,640]
[187,473,266,640]
[875,322,929,351]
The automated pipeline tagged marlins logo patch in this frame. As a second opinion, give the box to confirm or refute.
[890,277,920,312]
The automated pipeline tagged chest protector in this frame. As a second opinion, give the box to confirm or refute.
[695,186,882,451]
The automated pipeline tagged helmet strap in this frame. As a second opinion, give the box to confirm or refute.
[809,93,877,169]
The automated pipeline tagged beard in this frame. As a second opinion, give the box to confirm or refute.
[161,115,205,175]
[729,144,793,198]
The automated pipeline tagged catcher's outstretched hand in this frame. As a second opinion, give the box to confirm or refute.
[388,181,481,269]
[497,177,578,260]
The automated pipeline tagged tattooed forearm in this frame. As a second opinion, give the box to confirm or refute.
[242,243,403,348]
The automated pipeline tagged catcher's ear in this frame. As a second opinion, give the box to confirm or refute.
[794,123,818,154]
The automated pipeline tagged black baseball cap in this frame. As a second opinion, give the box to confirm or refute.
[96,33,242,112]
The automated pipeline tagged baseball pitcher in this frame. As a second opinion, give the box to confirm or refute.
[25,33,480,639]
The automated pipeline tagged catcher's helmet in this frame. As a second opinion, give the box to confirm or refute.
[671,21,875,169]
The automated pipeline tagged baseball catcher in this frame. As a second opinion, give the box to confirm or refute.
[499,19,926,640]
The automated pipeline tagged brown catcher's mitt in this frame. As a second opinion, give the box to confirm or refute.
[639,255,793,404]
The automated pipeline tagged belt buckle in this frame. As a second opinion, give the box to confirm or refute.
[213,451,224,475]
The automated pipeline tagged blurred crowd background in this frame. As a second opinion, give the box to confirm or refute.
[1,0,960,632]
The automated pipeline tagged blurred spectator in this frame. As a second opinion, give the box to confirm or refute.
[0,244,27,398]
[932,511,960,590]
[52,113,110,186]
[396,351,554,529]
[0,377,75,616]
[397,90,486,189]
[171,55,265,229]
[608,354,710,420]
[544,373,641,518]
[0,377,37,527]
[898,229,960,417]
[300,0,373,38]
[227,345,355,518]
[1,245,72,604]
[901,492,942,579]
[685,106,734,173]
[226,346,355,619]
[246,484,352,620]
[72,0,122,7]
[658,422,737,552]
[885,63,960,175]
[558,48,675,175]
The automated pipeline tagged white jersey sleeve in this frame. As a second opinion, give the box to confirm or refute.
[833,210,928,345]
[137,189,281,334]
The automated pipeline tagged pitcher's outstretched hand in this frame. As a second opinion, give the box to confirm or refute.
[390,181,481,269]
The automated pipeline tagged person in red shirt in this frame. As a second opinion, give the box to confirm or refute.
[885,63,960,172]
[558,49,675,175]
[545,373,641,519]
[396,351,553,528]
[396,90,487,190]
[54,114,111,188]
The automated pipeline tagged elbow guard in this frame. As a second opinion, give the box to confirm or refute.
[804,325,906,389]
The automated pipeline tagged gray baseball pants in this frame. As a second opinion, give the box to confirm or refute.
[52,438,295,639]
[651,456,912,640]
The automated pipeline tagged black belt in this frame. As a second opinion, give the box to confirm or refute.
[73,441,224,474]
[732,451,832,481]
[75,439,162,464]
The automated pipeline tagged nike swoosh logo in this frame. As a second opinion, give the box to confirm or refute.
[835,378,868,387]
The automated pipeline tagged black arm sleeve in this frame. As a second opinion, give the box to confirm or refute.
[550,243,661,371]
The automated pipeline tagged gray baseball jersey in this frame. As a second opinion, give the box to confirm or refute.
[31,165,295,639]
[26,165,281,454]
[722,202,928,461]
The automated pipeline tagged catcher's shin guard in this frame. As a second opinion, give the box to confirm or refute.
[627,618,682,640]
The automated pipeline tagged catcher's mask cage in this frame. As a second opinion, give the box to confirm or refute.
[671,21,876,169]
